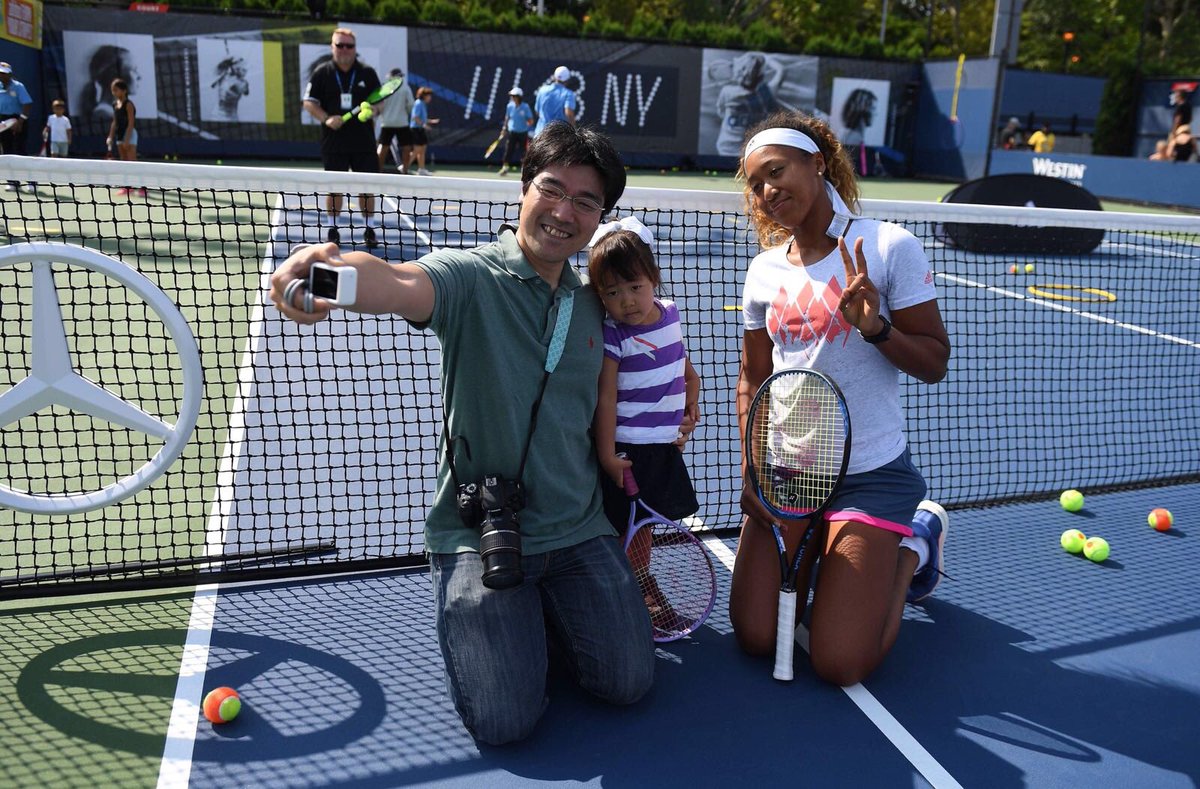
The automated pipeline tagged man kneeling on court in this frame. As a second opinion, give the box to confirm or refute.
[269,124,655,745]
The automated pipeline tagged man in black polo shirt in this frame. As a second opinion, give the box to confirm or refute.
[303,27,382,249]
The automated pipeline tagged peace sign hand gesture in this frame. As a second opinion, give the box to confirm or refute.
[837,236,885,336]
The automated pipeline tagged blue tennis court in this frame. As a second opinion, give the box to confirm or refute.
[173,481,1199,787]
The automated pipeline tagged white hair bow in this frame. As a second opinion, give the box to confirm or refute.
[589,215,655,250]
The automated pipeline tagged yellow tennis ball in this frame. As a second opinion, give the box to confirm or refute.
[203,686,241,724]
[358,107,373,121]
[1083,536,1110,562]
[1060,528,1086,554]
[1059,489,1084,512]
[1148,508,1174,531]
[1025,263,1035,273]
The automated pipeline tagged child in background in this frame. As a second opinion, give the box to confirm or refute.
[588,217,701,619]
[408,86,439,176]
[43,99,72,157]
[106,79,144,197]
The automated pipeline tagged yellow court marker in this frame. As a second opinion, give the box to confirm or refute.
[1027,284,1117,303]
[723,305,743,311]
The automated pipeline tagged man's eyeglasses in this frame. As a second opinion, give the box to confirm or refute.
[334,42,356,49]
[531,181,604,215]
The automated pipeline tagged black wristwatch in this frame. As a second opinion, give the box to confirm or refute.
[861,315,892,344]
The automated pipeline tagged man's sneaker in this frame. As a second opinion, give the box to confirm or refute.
[363,226,378,250]
[907,500,948,603]
[4,183,16,192]
[326,226,340,245]
[498,165,509,175]
[19,184,35,193]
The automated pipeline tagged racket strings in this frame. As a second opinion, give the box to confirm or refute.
[626,522,715,639]
[753,379,847,516]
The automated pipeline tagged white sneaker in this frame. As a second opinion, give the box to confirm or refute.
[20,184,35,193]
[417,168,432,176]
[498,165,509,175]
[3,183,15,192]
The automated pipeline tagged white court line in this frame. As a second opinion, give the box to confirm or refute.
[704,537,964,789]
[155,194,292,788]
[941,272,1200,351]
[156,586,218,789]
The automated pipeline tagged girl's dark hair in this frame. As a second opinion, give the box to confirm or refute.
[587,230,659,293]
[416,86,433,99]
[111,79,129,93]
[736,110,861,249]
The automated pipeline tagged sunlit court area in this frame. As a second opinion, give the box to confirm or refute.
[2,0,1199,786]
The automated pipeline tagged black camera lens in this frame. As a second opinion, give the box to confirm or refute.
[479,511,523,590]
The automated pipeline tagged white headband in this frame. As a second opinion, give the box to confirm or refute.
[743,128,820,158]
[590,215,655,250]
[743,126,857,239]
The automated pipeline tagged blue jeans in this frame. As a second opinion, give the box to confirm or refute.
[430,535,655,745]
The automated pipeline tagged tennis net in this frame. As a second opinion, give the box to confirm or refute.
[2,156,1198,597]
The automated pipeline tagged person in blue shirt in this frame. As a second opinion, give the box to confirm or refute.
[0,61,34,192]
[409,86,438,176]
[532,65,577,138]
[498,86,534,176]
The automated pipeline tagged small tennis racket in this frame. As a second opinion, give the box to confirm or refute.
[339,76,405,122]
[745,368,851,680]
[621,466,716,642]
[484,133,504,159]
[0,118,18,134]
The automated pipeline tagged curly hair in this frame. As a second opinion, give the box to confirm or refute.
[736,110,861,250]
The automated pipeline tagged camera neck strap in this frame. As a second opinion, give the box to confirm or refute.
[444,289,574,489]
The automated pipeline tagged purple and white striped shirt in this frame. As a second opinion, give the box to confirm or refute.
[604,299,688,444]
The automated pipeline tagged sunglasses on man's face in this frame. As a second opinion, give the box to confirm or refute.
[334,42,356,49]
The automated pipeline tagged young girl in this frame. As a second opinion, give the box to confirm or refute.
[106,79,144,197]
[588,216,701,545]
[732,111,951,686]
[408,86,439,176]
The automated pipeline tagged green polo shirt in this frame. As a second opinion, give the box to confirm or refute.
[413,225,615,555]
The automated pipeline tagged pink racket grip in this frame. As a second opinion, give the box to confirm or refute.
[621,467,639,497]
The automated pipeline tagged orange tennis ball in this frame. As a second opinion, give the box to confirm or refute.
[203,687,241,724]
[1148,508,1173,532]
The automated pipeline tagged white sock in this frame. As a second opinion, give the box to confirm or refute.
[900,535,929,573]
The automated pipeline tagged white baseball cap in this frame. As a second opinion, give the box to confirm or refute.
[509,87,523,96]
[553,65,570,82]
[0,62,12,74]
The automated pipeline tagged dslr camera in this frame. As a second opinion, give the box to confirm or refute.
[457,474,527,589]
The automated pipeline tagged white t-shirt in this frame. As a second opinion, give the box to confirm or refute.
[742,218,937,474]
[46,114,72,143]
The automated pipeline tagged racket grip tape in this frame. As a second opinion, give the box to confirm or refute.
[773,590,798,681]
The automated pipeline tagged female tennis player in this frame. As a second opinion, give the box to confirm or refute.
[731,110,952,686]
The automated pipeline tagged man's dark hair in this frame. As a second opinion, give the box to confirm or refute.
[521,122,626,213]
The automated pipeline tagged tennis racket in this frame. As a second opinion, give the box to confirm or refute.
[621,466,716,642]
[0,118,17,134]
[745,368,851,680]
[339,76,406,122]
[484,133,504,159]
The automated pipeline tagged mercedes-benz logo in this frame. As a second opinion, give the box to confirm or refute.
[0,242,202,514]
